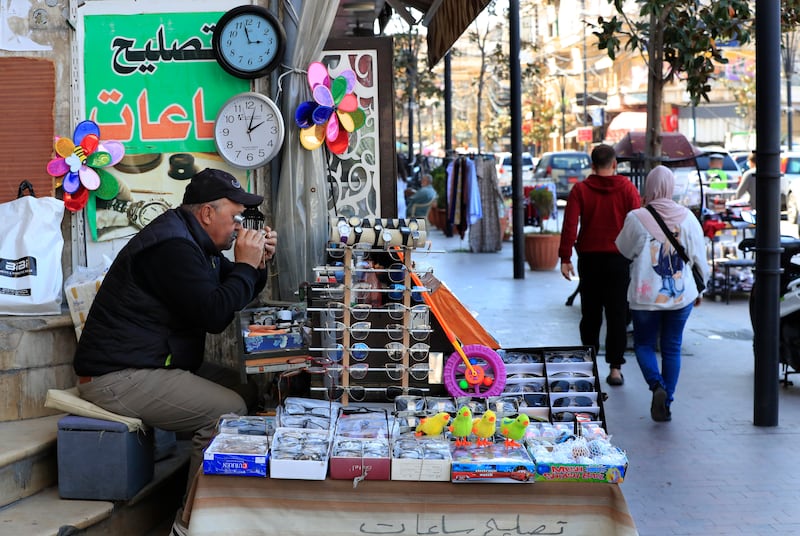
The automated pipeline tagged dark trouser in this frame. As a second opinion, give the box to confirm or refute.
[78,362,256,502]
[577,252,631,368]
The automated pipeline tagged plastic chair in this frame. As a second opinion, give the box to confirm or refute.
[406,196,437,221]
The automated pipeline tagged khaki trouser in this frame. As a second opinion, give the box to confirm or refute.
[77,362,249,500]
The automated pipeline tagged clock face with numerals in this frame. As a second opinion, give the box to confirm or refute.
[214,92,285,170]
[212,5,286,79]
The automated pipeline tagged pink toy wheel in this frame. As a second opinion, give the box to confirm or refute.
[443,344,506,398]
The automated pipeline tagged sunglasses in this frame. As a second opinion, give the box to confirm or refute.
[551,410,599,422]
[489,396,521,415]
[504,382,545,394]
[546,353,589,363]
[552,395,594,408]
[549,379,595,393]
[349,342,370,361]
[549,371,591,378]
[521,393,549,407]
[324,385,367,403]
[501,351,543,364]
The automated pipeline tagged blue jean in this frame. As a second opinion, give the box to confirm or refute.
[631,303,694,406]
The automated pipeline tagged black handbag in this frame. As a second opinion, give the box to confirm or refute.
[645,205,706,294]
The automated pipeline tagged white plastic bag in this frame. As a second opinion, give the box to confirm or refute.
[0,192,65,315]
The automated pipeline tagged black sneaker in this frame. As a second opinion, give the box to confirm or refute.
[651,386,669,422]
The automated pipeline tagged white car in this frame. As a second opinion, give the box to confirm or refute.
[495,151,536,187]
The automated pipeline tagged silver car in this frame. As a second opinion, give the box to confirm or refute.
[533,151,592,200]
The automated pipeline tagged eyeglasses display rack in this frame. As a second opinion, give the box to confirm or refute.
[308,217,433,405]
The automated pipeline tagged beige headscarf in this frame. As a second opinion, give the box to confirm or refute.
[633,165,690,242]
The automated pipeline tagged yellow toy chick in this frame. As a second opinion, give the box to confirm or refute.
[472,409,497,447]
[415,412,451,437]
[500,413,530,448]
[449,405,473,447]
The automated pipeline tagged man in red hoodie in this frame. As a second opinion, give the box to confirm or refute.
[559,144,641,386]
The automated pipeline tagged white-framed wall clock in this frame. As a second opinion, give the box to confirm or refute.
[214,92,285,170]
[212,5,286,79]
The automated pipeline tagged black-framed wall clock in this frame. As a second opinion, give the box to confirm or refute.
[214,92,285,170]
[212,5,286,79]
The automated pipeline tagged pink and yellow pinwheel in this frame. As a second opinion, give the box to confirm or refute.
[294,61,366,154]
[46,120,125,212]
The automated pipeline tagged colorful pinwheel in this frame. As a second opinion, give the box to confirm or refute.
[294,61,366,154]
[46,120,125,212]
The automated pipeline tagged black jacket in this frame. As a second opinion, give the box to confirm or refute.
[74,207,266,376]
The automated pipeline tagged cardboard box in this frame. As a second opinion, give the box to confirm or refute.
[244,332,304,353]
[532,460,627,483]
[64,269,106,340]
[329,408,391,480]
[450,443,536,483]
[269,428,330,480]
[391,435,451,481]
[527,435,628,483]
[329,438,391,480]
[203,433,269,477]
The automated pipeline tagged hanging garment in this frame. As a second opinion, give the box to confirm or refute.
[446,157,482,239]
[469,156,503,252]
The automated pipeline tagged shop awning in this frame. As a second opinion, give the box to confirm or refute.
[424,0,493,68]
[331,0,492,69]
[605,111,646,142]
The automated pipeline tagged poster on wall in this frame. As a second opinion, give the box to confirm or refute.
[77,0,248,250]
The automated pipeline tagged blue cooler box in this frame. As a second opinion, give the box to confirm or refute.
[57,415,154,500]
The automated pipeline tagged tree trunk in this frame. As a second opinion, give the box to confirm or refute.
[645,9,665,171]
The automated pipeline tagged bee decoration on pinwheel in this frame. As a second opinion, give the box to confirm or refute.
[46,120,125,212]
[294,61,366,155]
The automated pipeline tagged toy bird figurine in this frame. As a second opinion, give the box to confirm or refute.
[415,412,451,437]
[449,405,473,447]
[500,413,531,448]
[472,409,497,447]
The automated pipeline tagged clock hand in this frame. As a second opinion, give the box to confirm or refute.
[243,27,254,44]
[247,110,255,131]
[248,120,265,132]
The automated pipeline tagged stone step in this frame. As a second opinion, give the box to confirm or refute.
[0,313,79,422]
[0,441,190,536]
[0,414,62,509]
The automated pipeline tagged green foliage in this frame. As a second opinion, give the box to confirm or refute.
[528,187,557,234]
[431,166,447,209]
[592,0,753,106]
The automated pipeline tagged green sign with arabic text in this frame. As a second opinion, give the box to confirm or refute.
[83,10,248,154]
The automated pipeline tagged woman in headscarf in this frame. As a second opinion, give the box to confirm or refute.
[615,166,709,422]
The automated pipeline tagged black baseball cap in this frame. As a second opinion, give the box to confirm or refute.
[182,168,263,207]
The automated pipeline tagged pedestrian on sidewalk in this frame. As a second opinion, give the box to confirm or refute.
[559,144,641,386]
[615,165,709,422]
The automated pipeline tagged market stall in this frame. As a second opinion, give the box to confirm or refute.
[186,475,637,536]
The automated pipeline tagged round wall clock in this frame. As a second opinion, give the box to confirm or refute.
[214,92,285,170]
[212,5,286,79]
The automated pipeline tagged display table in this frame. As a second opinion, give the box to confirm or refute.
[186,474,637,536]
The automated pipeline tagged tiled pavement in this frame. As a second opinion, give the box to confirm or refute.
[422,227,800,536]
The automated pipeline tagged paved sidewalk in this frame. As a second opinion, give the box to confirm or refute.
[423,227,800,536]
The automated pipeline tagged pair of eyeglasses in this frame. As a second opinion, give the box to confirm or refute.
[384,303,429,322]
[325,363,370,380]
[386,386,428,401]
[320,321,372,341]
[552,410,599,422]
[384,363,430,381]
[385,341,430,362]
[507,373,543,380]
[552,395,594,408]
[550,379,594,393]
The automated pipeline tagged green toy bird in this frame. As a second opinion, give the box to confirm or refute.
[449,405,473,447]
[472,409,497,447]
[415,412,451,437]
[500,413,530,448]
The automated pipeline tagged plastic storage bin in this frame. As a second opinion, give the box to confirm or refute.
[57,415,154,500]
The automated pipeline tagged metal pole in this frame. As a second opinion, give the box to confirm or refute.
[754,0,781,426]
[510,0,525,279]
[560,76,566,149]
[407,48,414,163]
[582,0,588,132]
[444,53,452,154]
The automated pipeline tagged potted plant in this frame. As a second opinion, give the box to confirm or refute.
[525,185,560,271]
